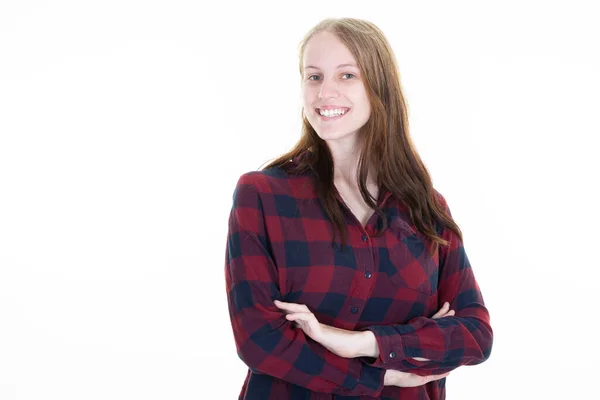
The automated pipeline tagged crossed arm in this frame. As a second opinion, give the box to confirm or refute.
[226,175,493,395]
[275,300,455,361]
[275,299,458,387]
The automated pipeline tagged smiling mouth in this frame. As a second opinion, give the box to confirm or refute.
[316,108,351,118]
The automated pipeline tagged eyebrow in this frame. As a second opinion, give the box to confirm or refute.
[303,63,358,71]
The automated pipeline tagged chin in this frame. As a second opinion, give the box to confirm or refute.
[315,130,357,142]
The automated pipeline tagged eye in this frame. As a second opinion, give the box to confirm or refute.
[306,73,355,81]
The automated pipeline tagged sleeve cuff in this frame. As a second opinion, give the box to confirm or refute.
[362,325,406,367]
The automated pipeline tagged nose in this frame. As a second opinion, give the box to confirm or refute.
[318,76,340,99]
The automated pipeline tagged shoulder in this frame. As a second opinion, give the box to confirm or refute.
[232,165,308,204]
[234,166,291,193]
[433,188,450,212]
[234,164,313,196]
[431,188,454,232]
[432,188,449,210]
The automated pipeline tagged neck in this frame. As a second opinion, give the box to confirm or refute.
[329,143,376,189]
[326,133,375,187]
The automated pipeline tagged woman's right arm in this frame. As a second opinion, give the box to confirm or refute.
[224,173,386,397]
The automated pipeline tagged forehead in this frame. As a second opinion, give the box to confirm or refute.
[303,31,357,69]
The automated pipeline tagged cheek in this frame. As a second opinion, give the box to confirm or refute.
[347,85,367,102]
[363,101,372,116]
[354,91,371,115]
[300,90,313,107]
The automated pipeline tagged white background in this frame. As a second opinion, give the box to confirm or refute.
[1,1,598,399]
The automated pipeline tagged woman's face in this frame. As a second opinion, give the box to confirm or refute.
[301,31,371,144]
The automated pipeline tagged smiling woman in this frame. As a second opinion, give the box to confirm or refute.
[224,17,493,400]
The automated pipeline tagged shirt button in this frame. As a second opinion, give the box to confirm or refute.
[361,235,368,242]
[364,271,372,279]
[351,307,359,314]
[389,351,396,359]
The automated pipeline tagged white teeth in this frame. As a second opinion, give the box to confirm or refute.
[319,108,347,117]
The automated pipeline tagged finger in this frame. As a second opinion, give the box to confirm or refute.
[274,300,298,311]
[438,302,450,314]
[285,312,314,322]
[274,300,309,313]
[435,310,455,319]
[274,300,292,309]
[431,302,449,318]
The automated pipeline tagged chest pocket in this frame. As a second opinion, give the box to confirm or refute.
[381,217,439,295]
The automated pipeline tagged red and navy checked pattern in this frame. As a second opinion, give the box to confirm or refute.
[224,164,493,399]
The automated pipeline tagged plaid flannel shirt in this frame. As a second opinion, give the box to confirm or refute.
[224,160,492,399]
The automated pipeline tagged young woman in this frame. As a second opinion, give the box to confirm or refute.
[224,17,493,399]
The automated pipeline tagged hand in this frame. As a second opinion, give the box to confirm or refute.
[410,302,455,362]
[274,300,325,343]
[384,369,450,387]
[432,301,455,319]
[274,300,368,358]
